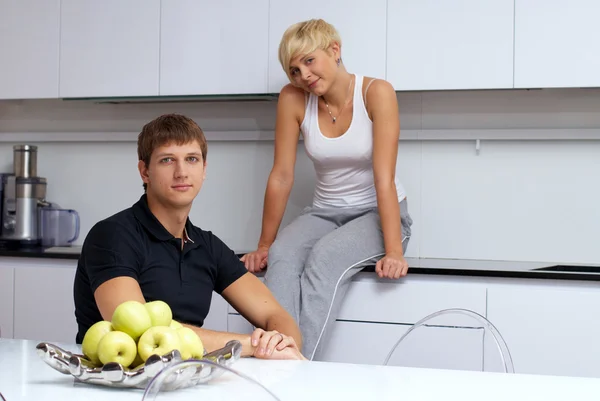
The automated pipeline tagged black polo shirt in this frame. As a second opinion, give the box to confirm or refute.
[73,194,248,344]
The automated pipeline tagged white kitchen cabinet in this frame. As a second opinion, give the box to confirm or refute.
[228,313,254,335]
[13,264,77,343]
[0,267,14,338]
[321,321,484,369]
[160,0,269,95]
[337,275,487,326]
[0,0,60,99]
[486,284,600,378]
[229,311,486,368]
[387,0,514,91]
[267,0,387,93]
[59,0,160,98]
[228,273,487,365]
[514,0,600,88]
[227,275,487,326]
[202,292,229,332]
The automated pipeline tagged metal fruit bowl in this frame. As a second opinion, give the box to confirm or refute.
[36,340,242,390]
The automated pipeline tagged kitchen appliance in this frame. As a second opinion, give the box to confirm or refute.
[40,207,80,247]
[0,145,79,249]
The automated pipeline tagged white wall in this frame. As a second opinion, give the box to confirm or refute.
[0,88,599,263]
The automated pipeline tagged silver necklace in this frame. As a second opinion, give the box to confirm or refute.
[323,75,354,124]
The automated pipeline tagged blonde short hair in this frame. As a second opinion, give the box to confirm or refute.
[278,19,342,82]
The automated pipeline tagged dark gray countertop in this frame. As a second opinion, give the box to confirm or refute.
[1,246,599,281]
[0,246,83,260]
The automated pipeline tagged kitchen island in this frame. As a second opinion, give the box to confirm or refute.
[1,338,599,401]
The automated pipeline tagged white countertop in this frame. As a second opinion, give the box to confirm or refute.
[2,339,600,400]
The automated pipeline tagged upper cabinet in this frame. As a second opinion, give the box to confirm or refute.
[5,2,600,99]
[514,0,600,89]
[59,0,160,98]
[387,0,514,91]
[0,0,60,100]
[160,0,269,96]
[267,0,387,93]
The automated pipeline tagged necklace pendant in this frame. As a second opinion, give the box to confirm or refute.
[332,117,336,123]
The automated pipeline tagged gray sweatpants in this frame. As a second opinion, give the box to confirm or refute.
[264,199,413,361]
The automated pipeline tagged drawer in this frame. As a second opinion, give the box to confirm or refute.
[228,275,487,328]
[320,320,484,370]
[337,278,487,326]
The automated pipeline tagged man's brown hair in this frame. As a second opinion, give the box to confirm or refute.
[137,113,208,191]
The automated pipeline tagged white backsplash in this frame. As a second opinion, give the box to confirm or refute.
[0,88,599,263]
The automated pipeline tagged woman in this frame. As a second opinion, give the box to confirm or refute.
[241,19,413,361]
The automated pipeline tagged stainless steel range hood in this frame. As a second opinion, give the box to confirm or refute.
[62,93,279,104]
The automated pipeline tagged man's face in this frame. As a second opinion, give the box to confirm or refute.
[138,140,206,208]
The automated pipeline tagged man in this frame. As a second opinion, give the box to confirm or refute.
[73,113,305,360]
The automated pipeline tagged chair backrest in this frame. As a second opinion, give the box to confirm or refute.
[383,308,514,373]
[141,359,281,401]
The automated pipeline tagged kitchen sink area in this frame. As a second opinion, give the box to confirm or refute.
[532,265,600,273]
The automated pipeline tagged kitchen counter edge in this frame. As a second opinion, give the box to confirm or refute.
[1,247,599,282]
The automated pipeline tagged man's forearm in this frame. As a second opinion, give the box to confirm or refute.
[266,312,303,350]
[182,324,255,357]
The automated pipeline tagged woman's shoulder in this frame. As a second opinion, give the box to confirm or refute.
[279,83,307,104]
[360,76,397,116]
[278,83,308,122]
[361,76,395,97]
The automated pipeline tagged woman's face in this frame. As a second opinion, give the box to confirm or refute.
[288,45,340,95]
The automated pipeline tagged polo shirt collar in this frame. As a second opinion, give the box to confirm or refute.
[183,226,194,244]
[132,194,197,243]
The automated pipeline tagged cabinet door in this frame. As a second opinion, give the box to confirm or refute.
[514,0,600,88]
[267,0,387,93]
[321,320,484,370]
[202,292,228,332]
[14,265,77,343]
[0,0,60,99]
[486,285,600,378]
[228,313,254,335]
[337,278,487,326]
[160,0,269,95]
[0,267,14,338]
[59,0,160,98]
[387,0,514,91]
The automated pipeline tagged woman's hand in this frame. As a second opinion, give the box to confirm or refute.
[250,328,307,360]
[240,247,269,273]
[375,252,409,279]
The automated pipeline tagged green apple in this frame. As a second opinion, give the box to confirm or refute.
[169,319,183,330]
[81,320,114,366]
[137,326,182,362]
[144,300,172,327]
[129,352,145,369]
[111,300,152,341]
[97,331,137,367]
[176,327,204,360]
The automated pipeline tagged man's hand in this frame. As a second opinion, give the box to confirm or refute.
[250,328,307,360]
[375,252,409,279]
[240,247,269,273]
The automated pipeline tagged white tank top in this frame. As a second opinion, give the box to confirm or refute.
[300,75,407,209]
